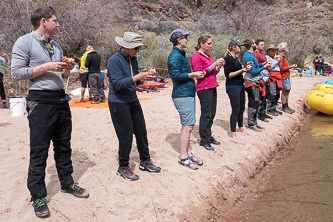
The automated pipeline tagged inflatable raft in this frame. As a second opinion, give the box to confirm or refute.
[314,84,333,92]
[306,90,333,115]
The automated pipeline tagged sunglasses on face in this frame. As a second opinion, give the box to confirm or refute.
[180,36,187,40]
[134,46,141,51]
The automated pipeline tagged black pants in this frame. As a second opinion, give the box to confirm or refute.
[197,88,217,144]
[0,80,6,101]
[108,100,150,167]
[27,101,74,201]
[245,86,260,126]
[227,87,245,132]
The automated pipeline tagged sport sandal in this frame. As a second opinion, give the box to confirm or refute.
[189,153,203,166]
[178,156,198,170]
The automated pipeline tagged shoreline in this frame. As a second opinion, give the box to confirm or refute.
[0,75,332,221]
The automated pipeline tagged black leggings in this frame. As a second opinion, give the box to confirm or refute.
[227,87,245,132]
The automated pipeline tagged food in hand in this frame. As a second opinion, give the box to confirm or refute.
[148,68,156,75]
[62,56,75,63]
[267,57,272,65]
[246,65,252,69]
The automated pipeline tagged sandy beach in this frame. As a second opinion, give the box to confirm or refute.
[0,74,331,221]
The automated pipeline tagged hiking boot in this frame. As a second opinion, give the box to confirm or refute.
[116,167,139,181]
[2,102,7,108]
[287,107,295,113]
[200,143,215,151]
[264,113,273,119]
[274,109,283,115]
[61,182,89,198]
[282,107,294,114]
[32,198,50,218]
[91,100,101,104]
[267,110,278,116]
[139,159,161,173]
[258,114,269,122]
[100,99,106,103]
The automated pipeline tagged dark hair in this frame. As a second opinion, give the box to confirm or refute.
[255,39,264,45]
[243,39,253,50]
[194,35,211,51]
[31,6,56,29]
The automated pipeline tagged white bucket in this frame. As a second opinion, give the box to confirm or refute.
[9,98,26,116]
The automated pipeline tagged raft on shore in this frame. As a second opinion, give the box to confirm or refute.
[306,88,333,115]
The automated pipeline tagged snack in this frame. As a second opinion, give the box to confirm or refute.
[246,65,252,69]
[62,56,75,64]
[267,57,272,65]
[148,68,156,75]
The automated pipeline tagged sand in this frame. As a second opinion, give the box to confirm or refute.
[0,74,331,221]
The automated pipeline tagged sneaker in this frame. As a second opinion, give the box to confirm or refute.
[139,159,161,173]
[267,110,278,116]
[91,100,101,104]
[200,143,215,151]
[116,167,139,181]
[32,198,50,218]
[248,125,261,131]
[210,139,220,145]
[61,182,89,198]
[100,99,106,103]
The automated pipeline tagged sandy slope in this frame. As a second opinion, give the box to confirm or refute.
[0,75,331,221]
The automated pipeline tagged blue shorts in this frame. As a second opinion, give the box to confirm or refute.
[172,97,196,126]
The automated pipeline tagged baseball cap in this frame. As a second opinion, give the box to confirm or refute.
[169,29,190,42]
[228,40,245,48]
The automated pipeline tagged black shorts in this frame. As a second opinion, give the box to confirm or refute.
[80,74,90,88]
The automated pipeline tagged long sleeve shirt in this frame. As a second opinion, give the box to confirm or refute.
[190,51,219,92]
[278,53,290,80]
[11,31,65,91]
[242,51,264,76]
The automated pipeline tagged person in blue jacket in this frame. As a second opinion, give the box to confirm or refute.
[167,29,205,170]
[242,39,271,131]
[107,32,161,181]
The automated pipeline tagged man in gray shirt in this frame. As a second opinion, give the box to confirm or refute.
[11,6,89,218]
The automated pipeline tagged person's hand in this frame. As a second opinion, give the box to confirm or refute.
[137,72,156,82]
[290,64,297,69]
[216,58,225,67]
[268,66,273,71]
[243,65,251,72]
[191,71,205,79]
[45,62,73,72]
[264,63,271,69]
[0,52,6,57]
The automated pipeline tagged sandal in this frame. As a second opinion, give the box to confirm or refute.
[178,157,198,170]
[189,153,203,166]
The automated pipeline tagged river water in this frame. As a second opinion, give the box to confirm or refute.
[227,111,333,221]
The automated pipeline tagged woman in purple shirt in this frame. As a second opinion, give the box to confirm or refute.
[191,35,224,151]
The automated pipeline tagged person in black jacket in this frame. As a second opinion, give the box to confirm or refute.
[85,46,106,104]
[224,40,251,144]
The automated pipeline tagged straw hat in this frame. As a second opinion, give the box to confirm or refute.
[83,45,97,55]
[115,32,145,49]
[266,44,278,52]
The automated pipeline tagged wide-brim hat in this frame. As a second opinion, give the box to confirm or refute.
[266,44,278,52]
[115,32,146,49]
[83,45,97,55]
